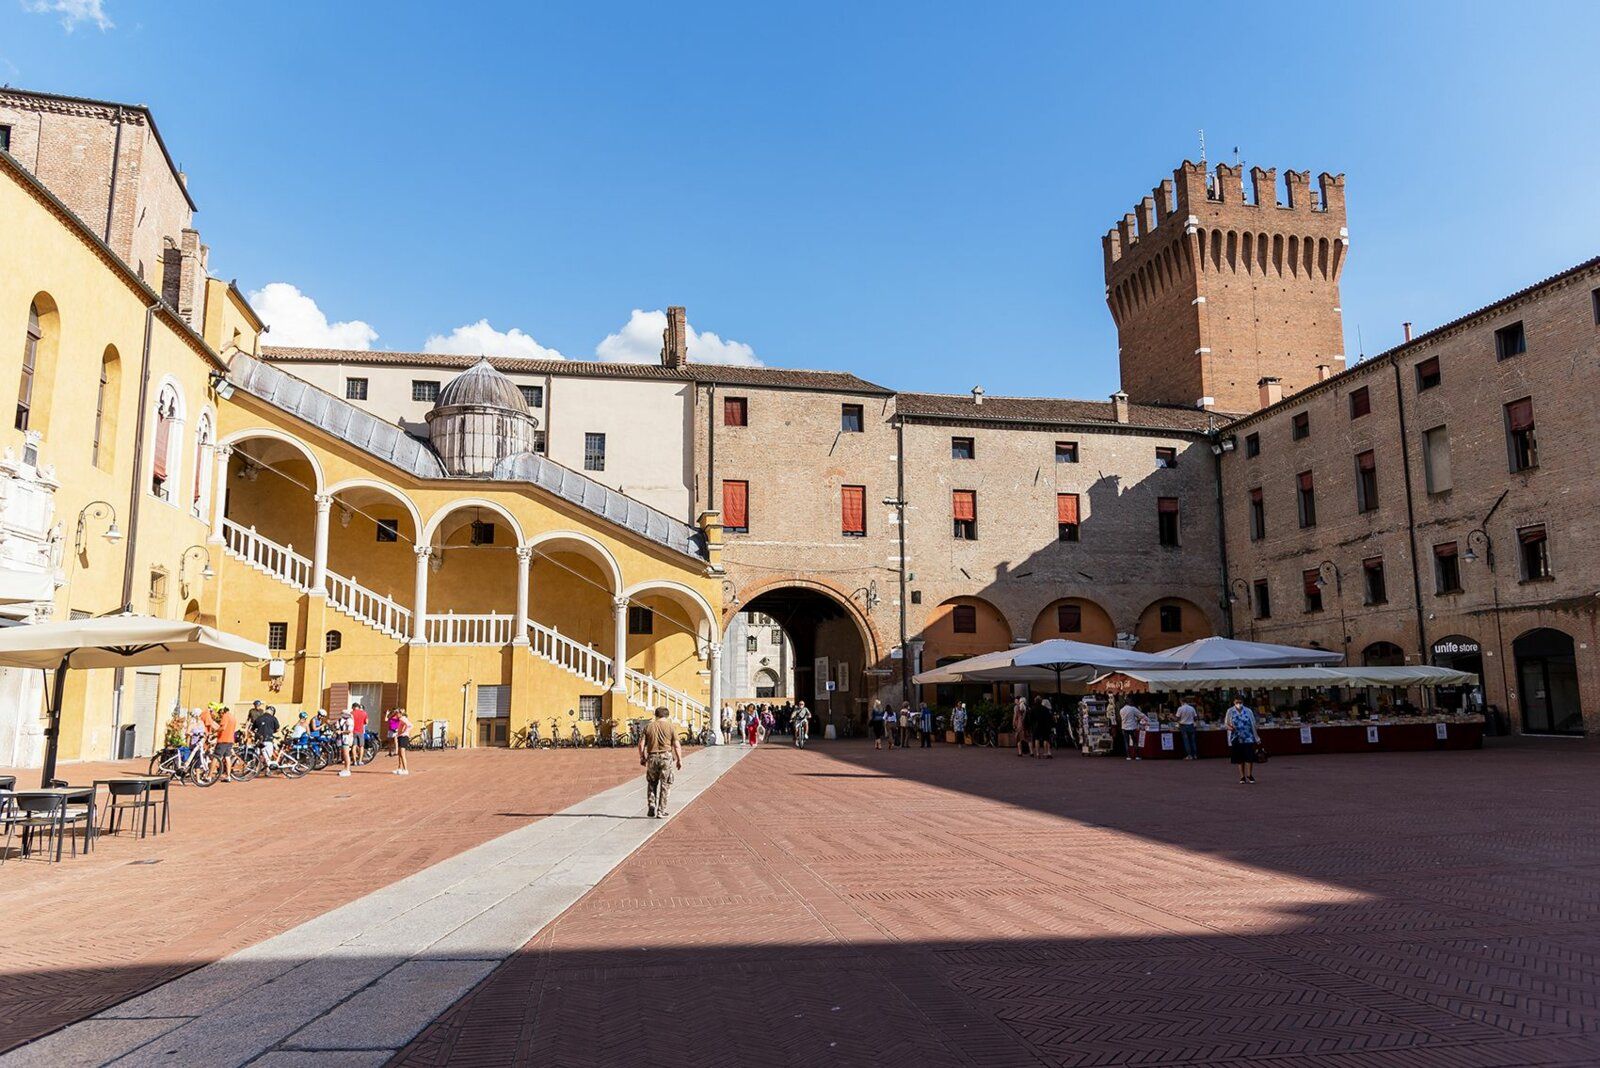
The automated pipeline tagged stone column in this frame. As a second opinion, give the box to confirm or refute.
[208,444,232,544]
[708,640,723,745]
[513,546,531,646]
[612,596,629,694]
[310,493,332,595]
[412,545,431,645]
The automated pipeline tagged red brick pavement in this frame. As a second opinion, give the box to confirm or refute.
[0,747,643,1054]
[397,739,1600,1067]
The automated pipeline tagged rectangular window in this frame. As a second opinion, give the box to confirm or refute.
[375,518,399,543]
[1348,386,1371,419]
[531,429,547,454]
[1416,356,1441,391]
[1355,450,1379,513]
[519,385,544,408]
[93,362,108,468]
[951,436,975,460]
[1155,446,1177,469]
[1505,398,1537,472]
[1253,579,1271,620]
[1249,487,1265,541]
[951,490,977,540]
[17,306,40,431]
[0,125,10,153]
[1291,412,1310,440]
[627,605,654,634]
[1157,497,1180,547]
[1423,425,1452,493]
[840,404,864,433]
[1434,542,1462,594]
[470,521,495,545]
[1519,525,1551,580]
[584,432,606,471]
[770,627,782,645]
[723,396,748,427]
[841,484,866,537]
[1055,440,1079,464]
[1158,604,1182,633]
[268,621,288,651]
[148,568,168,606]
[1245,432,1260,458]
[1593,287,1600,325]
[578,695,602,722]
[746,635,758,652]
[1302,569,1323,613]
[1056,493,1080,542]
[722,479,749,533]
[1495,321,1526,360]
[1363,557,1387,605]
[411,380,440,403]
[951,605,977,633]
[1056,604,1082,633]
[1297,471,1317,528]
[345,377,368,400]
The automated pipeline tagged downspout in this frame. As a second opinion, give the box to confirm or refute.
[1211,430,1234,638]
[1391,358,1429,663]
[109,300,160,754]
[895,415,910,703]
[705,384,716,518]
[103,106,124,245]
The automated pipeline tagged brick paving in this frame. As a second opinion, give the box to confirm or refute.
[397,738,1600,1067]
[0,747,643,1054]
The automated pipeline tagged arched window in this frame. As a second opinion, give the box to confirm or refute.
[94,347,122,470]
[16,303,41,431]
[324,629,342,652]
[151,382,185,502]
[191,413,214,519]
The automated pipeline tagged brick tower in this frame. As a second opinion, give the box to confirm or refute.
[1103,162,1348,412]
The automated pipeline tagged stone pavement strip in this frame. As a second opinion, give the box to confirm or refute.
[0,744,747,1068]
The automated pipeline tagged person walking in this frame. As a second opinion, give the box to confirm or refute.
[335,705,356,777]
[1030,697,1054,759]
[896,703,912,749]
[1118,700,1148,761]
[1176,697,1199,760]
[1013,696,1028,757]
[792,701,812,748]
[744,705,760,747]
[918,703,934,748]
[1225,696,1259,784]
[639,705,683,818]
[951,702,967,746]
[389,708,412,775]
[870,700,887,750]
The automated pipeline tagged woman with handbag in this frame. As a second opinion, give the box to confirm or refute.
[1224,696,1259,784]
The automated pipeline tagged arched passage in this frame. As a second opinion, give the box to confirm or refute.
[323,479,423,609]
[526,531,626,653]
[1361,641,1406,666]
[920,596,1013,708]
[423,501,524,616]
[220,430,327,552]
[621,579,718,690]
[1135,597,1212,652]
[1514,628,1583,735]
[1031,597,1117,645]
[725,581,879,734]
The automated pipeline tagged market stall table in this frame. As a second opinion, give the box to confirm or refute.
[1127,716,1485,758]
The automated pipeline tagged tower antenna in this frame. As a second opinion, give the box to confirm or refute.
[1197,128,1206,167]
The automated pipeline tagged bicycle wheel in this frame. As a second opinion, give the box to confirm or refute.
[193,759,219,787]
[280,754,308,778]
[148,750,170,776]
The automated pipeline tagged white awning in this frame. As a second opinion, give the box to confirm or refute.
[1110,666,1480,692]
[0,567,55,606]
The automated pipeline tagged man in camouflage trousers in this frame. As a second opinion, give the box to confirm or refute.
[638,705,683,819]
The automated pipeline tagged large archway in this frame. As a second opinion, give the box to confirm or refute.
[920,596,1014,710]
[725,582,878,735]
[1031,597,1116,646]
[221,430,325,554]
[1134,597,1212,652]
[1514,628,1583,735]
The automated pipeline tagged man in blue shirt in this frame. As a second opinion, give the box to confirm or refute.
[918,703,934,748]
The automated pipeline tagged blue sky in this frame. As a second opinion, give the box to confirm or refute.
[5,1,1598,395]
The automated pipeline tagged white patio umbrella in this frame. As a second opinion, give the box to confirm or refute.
[1153,635,1344,670]
[0,616,269,786]
[913,639,1176,693]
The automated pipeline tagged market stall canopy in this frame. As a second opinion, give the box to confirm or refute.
[913,639,1175,685]
[1111,665,1479,693]
[1155,635,1344,669]
[0,616,269,671]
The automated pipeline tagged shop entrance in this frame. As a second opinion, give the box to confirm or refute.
[728,584,874,736]
[1514,628,1583,735]
[1431,635,1484,713]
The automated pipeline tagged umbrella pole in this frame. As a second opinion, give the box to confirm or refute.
[40,654,70,788]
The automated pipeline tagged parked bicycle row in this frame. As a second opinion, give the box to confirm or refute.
[151,701,422,786]
[508,712,712,749]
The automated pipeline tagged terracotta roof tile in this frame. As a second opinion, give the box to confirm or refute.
[895,392,1219,432]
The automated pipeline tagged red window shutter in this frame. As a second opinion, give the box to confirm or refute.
[1506,398,1534,432]
[952,490,976,522]
[1302,569,1320,595]
[1056,493,1080,524]
[1158,496,1179,514]
[722,481,748,529]
[1057,603,1081,632]
[1298,471,1314,491]
[723,397,746,427]
[841,485,865,534]
[152,417,171,480]
[1434,541,1457,559]
[1518,526,1546,545]
[1249,487,1263,504]
[381,682,400,712]
[327,682,350,714]
[1357,450,1376,471]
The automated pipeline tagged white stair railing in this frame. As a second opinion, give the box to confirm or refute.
[624,667,708,732]
[221,519,312,591]
[526,620,612,688]
[326,571,411,638]
[425,611,514,646]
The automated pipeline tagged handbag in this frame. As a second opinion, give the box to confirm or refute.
[1254,740,1270,763]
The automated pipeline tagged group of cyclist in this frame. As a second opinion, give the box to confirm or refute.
[161,699,415,782]
[723,701,814,747]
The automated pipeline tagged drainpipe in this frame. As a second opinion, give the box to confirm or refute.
[895,416,910,703]
[705,383,716,518]
[103,106,124,246]
[1391,358,1429,674]
[1211,429,1234,638]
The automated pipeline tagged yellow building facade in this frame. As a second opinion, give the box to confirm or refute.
[1,150,725,765]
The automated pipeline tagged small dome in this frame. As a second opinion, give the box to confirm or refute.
[434,359,528,413]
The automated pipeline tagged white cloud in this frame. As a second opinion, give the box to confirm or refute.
[423,319,564,361]
[248,283,378,350]
[595,309,761,367]
[22,0,113,31]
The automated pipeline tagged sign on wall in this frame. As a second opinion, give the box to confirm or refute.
[814,656,830,701]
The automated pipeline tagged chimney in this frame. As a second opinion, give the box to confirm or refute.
[1315,364,1332,382]
[661,306,688,369]
[1258,376,1283,408]
[1402,321,1413,342]
[971,385,985,405]
[1110,391,1130,424]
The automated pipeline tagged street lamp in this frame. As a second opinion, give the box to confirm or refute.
[1228,578,1253,640]
[1463,526,1510,727]
[74,500,123,555]
[179,545,215,599]
[1315,560,1350,655]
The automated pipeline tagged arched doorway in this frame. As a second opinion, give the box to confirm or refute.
[1430,635,1484,713]
[1134,597,1212,652]
[1361,641,1406,666]
[727,583,876,736]
[1031,597,1116,646]
[920,597,1013,708]
[1514,628,1583,735]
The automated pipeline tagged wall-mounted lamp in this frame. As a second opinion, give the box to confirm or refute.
[179,545,214,599]
[74,500,122,555]
[208,370,236,400]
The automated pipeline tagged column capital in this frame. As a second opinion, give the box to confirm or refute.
[414,544,434,558]
[515,545,533,562]
[213,442,233,459]
[314,492,334,509]
[707,640,722,658]
[613,595,631,611]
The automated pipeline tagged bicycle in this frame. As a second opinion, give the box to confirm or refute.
[150,742,218,787]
